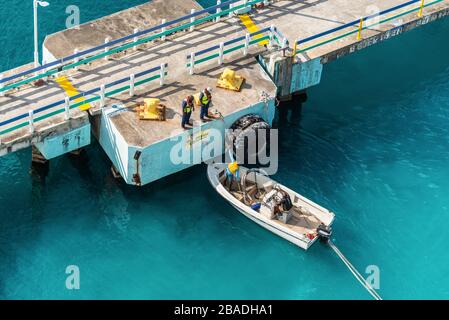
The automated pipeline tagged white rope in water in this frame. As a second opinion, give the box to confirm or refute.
[328,241,382,300]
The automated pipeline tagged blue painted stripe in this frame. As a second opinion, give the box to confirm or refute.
[186,26,271,59]
[0,0,253,84]
[297,0,422,45]
[0,65,163,128]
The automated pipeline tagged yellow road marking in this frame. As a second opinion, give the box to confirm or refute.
[55,76,91,111]
[239,14,269,46]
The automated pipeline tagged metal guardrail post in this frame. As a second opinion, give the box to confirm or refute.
[190,52,195,75]
[357,18,364,40]
[243,33,250,56]
[64,97,71,120]
[216,0,222,22]
[190,9,196,31]
[28,110,35,134]
[229,3,234,18]
[218,42,225,65]
[133,28,139,50]
[104,37,110,61]
[129,74,135,97]
[74,48,79,70]
[160,64,166,86]
[418,0,425,17]
[100,84,106,108]
[161,19,167,41]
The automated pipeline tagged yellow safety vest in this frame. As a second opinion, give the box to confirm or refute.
[201,92,210,105]
[183,100,192,113]
[228,161,239,175]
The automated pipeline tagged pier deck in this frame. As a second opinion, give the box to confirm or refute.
[1,0,448,177]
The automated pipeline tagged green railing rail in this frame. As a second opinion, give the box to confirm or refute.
[0,64,167,137]
[295,0,444,54]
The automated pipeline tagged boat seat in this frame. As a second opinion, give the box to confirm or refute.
[262,181,274,192]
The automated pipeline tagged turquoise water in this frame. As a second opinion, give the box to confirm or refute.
[1,1,449,299]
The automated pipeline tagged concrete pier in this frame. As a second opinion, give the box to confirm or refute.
[0,0,448,185]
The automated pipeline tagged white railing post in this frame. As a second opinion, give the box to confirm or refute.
[64,97,70,120]
[100,84,106,108]
[104,37,110,61]
[281,37,288,49]
[269,25,275,46]
[160,63,166,86]
[133,28,139,50]
[129,74,135,97]
[74,48,79,71]
[243,33,250,56]
[189,52,195,75]
[161,19,167,41]
[0,74,4,97]
[41,60,47,75]
[218,42,224,65]
[190,9,196,32]
[229,3,234,18]
[28,110,35,134]
[216,0,222,22]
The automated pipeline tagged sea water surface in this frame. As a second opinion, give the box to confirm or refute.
[1,1,449,299]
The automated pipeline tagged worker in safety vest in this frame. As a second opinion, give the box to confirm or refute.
[199,87,212,120]
[181,95,195,129]
[226,161,240,184]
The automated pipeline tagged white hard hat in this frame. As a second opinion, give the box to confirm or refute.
[206,87,212,92]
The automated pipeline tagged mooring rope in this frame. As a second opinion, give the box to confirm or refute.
[328,240,382,300]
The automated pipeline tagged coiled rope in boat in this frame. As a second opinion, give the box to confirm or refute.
[328,240,382,300]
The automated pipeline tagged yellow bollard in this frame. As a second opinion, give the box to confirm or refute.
[292,40,298,61]
[357,18,364,41]
[418,0,425,17]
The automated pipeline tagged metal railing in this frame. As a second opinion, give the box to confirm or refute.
[0,63,167,137]
[186,25,286,74]
[0,0,270,95]
[295,0,444,54]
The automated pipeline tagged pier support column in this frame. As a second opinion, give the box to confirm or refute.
[30,145,49,178]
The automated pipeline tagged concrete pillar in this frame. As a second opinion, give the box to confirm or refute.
[30,145,49,179]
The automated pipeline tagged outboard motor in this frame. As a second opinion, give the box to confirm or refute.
[317,224,333,244]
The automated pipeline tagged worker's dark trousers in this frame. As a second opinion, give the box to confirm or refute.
[200,102,210,119]
[181,112,192,127]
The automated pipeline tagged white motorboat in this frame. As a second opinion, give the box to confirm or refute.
[207,163,335,250]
